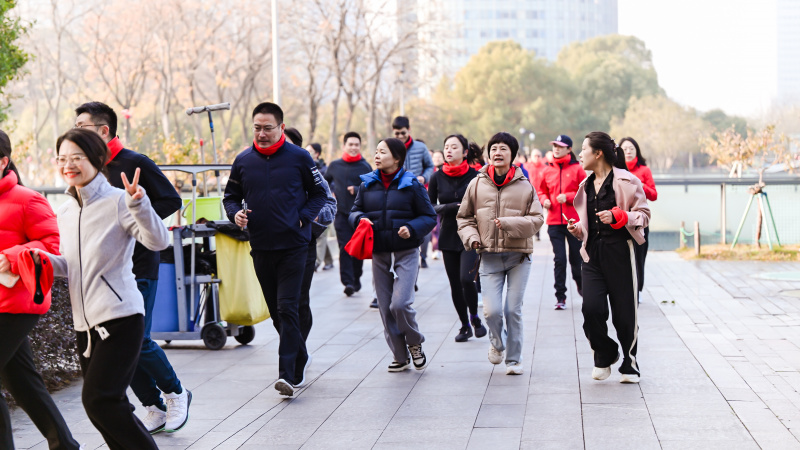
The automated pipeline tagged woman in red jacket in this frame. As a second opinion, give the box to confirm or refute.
[537,135,587,310]
[619,137,657,293]
[0,130,80,449]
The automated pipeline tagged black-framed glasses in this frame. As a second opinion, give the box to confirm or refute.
[73,123,108,129]
[253,125,281,134]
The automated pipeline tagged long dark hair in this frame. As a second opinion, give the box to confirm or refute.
[0,130,22,185]
[585,131,626,170]
[619,136,646,166]
[56,129,110,177]
[381,137,407,168]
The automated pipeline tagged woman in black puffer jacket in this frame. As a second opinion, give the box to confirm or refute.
[350,138,436,373]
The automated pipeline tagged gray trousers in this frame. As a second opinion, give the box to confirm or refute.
[479,252,532,365]
[315,226,333,266]
[373,248,425,362]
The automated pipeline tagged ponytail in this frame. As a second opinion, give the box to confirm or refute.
[585,131,626,171]
[467,142,484,165]
[0,130,22,185]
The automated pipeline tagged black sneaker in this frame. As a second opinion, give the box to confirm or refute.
[370,298,379,309]
[354,280,362,292]
[388,359,410,372]
[471,317,487,338]
[323,263,334,270]
[455,325,473,342]
[408,344,427,370]
[420,259,428,269]
[344,285,355,297]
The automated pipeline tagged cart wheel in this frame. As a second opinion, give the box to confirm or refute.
[201,323,227,350]
[164,340,172,344]
[234,326,256,345]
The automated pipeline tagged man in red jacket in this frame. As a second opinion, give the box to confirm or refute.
[537,135,587,310]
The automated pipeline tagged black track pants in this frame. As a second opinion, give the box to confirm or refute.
[441,250,479,326]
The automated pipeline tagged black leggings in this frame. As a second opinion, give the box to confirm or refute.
[1,314,80,450]
[634,226,649,292]
[441,250,479,326]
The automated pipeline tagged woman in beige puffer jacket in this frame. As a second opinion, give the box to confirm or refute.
[457,132,543,375]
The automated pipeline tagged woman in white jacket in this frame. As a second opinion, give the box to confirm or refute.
[40,129,170,449]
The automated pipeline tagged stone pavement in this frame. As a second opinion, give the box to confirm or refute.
[10,239,800,449]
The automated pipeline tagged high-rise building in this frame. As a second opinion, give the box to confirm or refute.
[777,0,800,104]
[415,0,618,96]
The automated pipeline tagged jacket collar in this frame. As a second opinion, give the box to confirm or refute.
[477,165,526,184]
[66,172,113,206]
[0,171,18,195]
[361,168,415,189]
[578,167,634,190]
[546,151,580,167]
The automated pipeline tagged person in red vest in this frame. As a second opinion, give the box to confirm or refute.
[537,135,587,310]
[0,130,80,450]
[619,137,657,293]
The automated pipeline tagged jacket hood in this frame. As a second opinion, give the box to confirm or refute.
[361,168,415,189]
[66,172,115,206]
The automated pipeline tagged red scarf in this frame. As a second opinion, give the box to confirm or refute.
[626,157,639,171]
[106,137,124,164]
[404,136,414,150]
[488,165,516,187]
[342,152,363,163]
[442,160,469,177]
[253,133,286,156]
[380,168,400,189]
[553,154,571,165]
[469,162,483,171]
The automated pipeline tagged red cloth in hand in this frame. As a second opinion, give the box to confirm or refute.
[609,207,628,230]
[17,250,53,313]
[344,220,374,260]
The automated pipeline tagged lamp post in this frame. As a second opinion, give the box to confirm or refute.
[519,128,527,152]
[271,0,280,105]
[529,132,535,149]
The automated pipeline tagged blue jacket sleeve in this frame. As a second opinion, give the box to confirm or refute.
[299,152,328,225]
[420,144,434,183]
[404,181,437,240]
[315,178,337,227]
[223,157,243,222]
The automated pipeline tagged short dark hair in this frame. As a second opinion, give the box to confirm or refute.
[382,137,407,168]
[56,129,110,176]
[619,136,646,166]
[285,127,303,147]
[252,102,284,123]
[309,143,322,156]
[75,102,118,138]
[0,129,21,184]
[392,116,410,130]
[585,131,626,170]
[343,131,361,145]
[487,132,519,161]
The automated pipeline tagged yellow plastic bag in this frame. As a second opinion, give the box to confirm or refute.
[216,233,269,326]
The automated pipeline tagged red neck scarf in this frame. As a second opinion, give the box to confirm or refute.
[442,160,469,177]
[253,133,286,156]
[404,136,414,150]
[488,165,516,187]
[106,137,124,164]
[626,157,639,171]
[553,154,571,165]
[342,152,363,163]
[380,168,400,189]
[469,162,483,171]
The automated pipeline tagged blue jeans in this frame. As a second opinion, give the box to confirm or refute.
[479,252,532,365]
[130,279,182,408]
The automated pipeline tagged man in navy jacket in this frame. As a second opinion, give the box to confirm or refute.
[223,102,326,397]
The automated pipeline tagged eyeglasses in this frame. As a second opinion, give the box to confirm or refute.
[253,125,281,134]
[56,155,89,166]
[73,123,107,129]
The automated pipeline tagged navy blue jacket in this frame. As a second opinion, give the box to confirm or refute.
[349,169,436,253]
[324,157,373,215]
[107,147,182,279]
[223,141,327,251]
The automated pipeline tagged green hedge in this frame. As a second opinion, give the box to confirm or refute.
[1,278,81,406]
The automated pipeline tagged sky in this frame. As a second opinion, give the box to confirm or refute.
[618,0,777,118]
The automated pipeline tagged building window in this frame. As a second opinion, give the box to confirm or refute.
[497,30,510,38]
[480,30,492,38]
[526,29,539,38]
[526,11,538,19]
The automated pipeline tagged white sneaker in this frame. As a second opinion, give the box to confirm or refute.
[488,346,503,365]
[141,405,166,434]
[620,374,640,384]
[274,379,295,397]
[592,366,611,380]
[295,355,312,388]
[506,362,523,375]
[164,388,192,432]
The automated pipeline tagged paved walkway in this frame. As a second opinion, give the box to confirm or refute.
[10,238,800,449]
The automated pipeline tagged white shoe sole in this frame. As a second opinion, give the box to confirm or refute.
[388,362,411,372]
[295,355,312,388]
[274,379,295,397]
[506,365,523,375]
[620,374,640,383]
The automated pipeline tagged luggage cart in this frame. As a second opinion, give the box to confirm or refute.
[151,164,255,350]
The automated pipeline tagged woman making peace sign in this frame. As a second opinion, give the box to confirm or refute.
[42,128,170,449]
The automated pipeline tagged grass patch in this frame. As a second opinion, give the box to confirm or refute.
[677,244,800,261]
